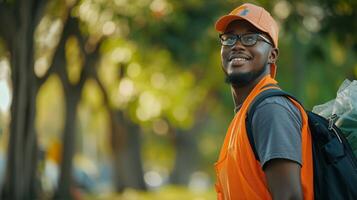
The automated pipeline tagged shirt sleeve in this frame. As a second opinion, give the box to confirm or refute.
[251,96,302,169]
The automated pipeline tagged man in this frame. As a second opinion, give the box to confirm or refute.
[214,3,314,200]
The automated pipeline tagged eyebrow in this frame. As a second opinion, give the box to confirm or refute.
[223,31,234,34]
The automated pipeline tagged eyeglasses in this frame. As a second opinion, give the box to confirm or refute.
[219,33,273,47]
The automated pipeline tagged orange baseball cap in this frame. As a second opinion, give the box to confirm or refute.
[215,3,279,78]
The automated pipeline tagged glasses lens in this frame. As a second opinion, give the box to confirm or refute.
[241,34,258,46]
[220,34,236,46]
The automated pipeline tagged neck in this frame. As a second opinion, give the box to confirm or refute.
[231,72,270,107]
[231,83,255,107]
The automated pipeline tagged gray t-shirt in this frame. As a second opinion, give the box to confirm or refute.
[250,96,302,169]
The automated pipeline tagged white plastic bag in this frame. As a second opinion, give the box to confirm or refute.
[312,79,357,156]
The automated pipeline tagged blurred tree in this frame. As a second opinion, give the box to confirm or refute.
[51,14,91,199]
[94,67,147,191]
[0,0,47,199]
[169,128,199,185]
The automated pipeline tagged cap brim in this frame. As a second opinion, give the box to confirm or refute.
[215,15,244,32]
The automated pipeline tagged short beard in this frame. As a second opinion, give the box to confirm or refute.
[225,64,268,87]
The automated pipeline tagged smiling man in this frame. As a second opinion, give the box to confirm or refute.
[214,3,314,200]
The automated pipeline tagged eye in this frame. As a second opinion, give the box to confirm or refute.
[226,37,236,44]
[220,34,236,45]
[221,34,234,41]
[242,34,257,44]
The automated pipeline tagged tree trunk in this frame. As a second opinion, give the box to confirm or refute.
[49,14,86,200]
[54,89,81,200]
[1,0,40,199]
[169,129,198,185]
[94,75,146,191]
[169,108,208,186]
[111,111,146,191]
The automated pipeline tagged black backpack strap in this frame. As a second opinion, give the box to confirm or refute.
[246,88,303,161]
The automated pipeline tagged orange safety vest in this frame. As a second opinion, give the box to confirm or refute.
[214,75,314,200]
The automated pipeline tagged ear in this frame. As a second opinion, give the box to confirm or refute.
[268,47,279,64]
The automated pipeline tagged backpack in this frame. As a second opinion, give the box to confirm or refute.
[246,88,357,200]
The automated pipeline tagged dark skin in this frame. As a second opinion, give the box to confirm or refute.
[221,20,303,200]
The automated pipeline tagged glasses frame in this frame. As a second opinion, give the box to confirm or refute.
[219,32,273,47]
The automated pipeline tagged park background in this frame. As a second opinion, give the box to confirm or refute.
[0,0,355,199]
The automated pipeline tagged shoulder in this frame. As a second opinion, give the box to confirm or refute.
[254,96,302,124]
[256,96,298,111]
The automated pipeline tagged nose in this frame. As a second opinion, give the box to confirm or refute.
[230,38,245,51]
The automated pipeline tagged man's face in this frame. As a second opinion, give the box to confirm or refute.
[220,20,276,87]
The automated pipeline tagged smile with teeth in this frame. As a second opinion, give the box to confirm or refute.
[232,58,248,61]
[230,56,251,66]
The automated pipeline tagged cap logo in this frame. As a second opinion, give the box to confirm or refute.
[232,6,250,16]
[239,8,249,16]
